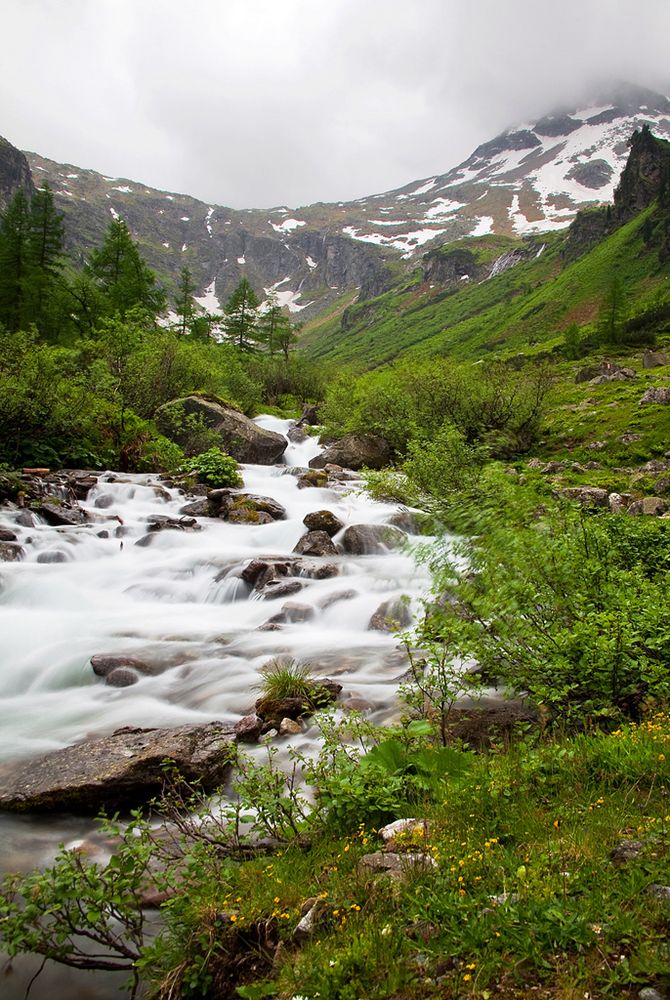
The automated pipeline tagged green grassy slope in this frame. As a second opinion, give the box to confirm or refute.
[302,205,669,368]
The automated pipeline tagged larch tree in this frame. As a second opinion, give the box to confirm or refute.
[223,277,260,351]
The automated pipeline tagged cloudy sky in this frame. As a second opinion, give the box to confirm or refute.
[3,0,670,209]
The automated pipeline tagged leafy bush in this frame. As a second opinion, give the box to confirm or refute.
[183,447,242,488]
[421,479,670,726]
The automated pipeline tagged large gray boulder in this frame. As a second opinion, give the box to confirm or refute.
[309,433,391,471]
[0,723,234,813]
[157,396,287,464]
[639,386,670,406]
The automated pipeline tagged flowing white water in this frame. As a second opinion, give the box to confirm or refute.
[0,418,432,866]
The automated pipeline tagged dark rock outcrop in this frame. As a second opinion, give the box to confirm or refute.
[157,396,287,464]
[309,433,391,471]
[0,723,234,813]
[0,135,34,210]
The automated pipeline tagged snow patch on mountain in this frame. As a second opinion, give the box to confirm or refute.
[195,279,219,312]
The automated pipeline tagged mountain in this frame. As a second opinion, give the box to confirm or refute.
[3,82,670,321]
[301,125,670,367]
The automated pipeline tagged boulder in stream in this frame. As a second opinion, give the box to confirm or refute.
[157,396,287,464]
[0,722,235,813]
[340,523,407,555]
[293,530,339,557]
[38,502,87,527]
[303,510,344,536]
[308,433,391,471]
[0,541,24,561]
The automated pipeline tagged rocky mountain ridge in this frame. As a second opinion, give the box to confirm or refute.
[3,82,670,320]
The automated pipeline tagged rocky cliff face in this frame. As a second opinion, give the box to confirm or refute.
[0,135,34,209]
[2,83,669,319]
[613,124,670,223]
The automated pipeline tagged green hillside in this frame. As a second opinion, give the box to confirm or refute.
[302,129,670,369]
[302,206,670,367]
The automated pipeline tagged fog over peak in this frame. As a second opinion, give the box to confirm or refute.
[4,0,670,209]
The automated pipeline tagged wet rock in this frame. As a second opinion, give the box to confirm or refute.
[387,511,419,533]
[287,423,309,443]
[262,579,304,599]
[93,494,115,509]
[628,497,668,516]
[303,510,344,536]
[559,486,609,507]
[0,722,235,813]
[134,533,154,548]
[0,528,17,542]
[640,386,670,406]
[297,469,328,489]
[610,840,644,864]
[340,523,407,555]
[38,502,87,527]
[15,510,35,528]
[298,404,320,426]
[267,601,315,625]
[300,561,339,580]
[228,508,274,525]
[255,696,310,723]
[234,714,264,743]
[343,696,373,712]
[37,550,68,564]
[368,597,413,632]
[147,514,200,532]
[320,589,358,610]
[105,667,140,687]
[0,541,24,562]
[293,530,339,557]
[90,654,165,678]
[241,557,298,590]
[255,680,341,723]
[309,432,391,471]
[227,494,286,521]
[157,396,287,464]
[97,530,109,539]
[179,498,210,517]
[279,718,302,736]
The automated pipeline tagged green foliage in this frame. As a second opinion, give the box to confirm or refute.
[86,218,166,320]
[421,477,670,726]
[256,658,315,701]
[224,278,261,351]
[183,446,242,488]
[322,357,551,458]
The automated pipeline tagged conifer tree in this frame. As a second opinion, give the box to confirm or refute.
[223,277,260,351]
[26,184,65,337]
[174,266,198,335]
[86,219,165,319]
[258,292,296,357]
[0,189,31,331]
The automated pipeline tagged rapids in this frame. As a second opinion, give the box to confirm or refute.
[0,417,432,874]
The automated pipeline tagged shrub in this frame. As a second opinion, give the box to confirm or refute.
[183,447,242,488]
